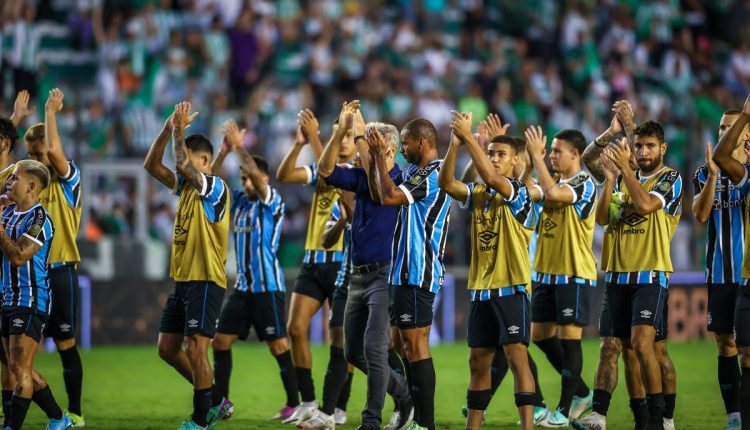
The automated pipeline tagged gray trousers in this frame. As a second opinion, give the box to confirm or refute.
[344,266,409,427]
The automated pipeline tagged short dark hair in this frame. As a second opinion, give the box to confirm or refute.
[554,129,587,155]
[0,118,18,153]
[724,109,742,116]
[634,120,665,143]
[185,134,214,156]
[253,155,269,175]
[403,118,437,147]
[512,136,527,151]
[490,135,523,154]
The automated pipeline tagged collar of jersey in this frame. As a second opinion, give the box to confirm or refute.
[13,202,41,215]
[558,170,586,184]
[636,166,668,181]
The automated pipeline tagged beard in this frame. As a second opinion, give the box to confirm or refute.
[638,154,663,174]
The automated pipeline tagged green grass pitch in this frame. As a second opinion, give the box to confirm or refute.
[22,340,722,429]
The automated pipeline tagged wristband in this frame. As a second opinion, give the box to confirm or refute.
[594,137,608,148]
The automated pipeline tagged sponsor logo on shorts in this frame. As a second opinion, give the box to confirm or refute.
[188,319,199,328]
[640,310,652,319]
[265,326,276,335]
[562,308,574,317]
[12,318,23,328]
[400,313,412,323]
[508,325,519,335]
[708,312,713,325]
[60,323,71,332]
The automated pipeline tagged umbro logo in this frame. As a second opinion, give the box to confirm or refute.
[708,313,713,325]
[542,219,558,232]
[508,325,520,334]
[174,225,188,236]
[265,326,276,335]
[400,313,412,323]
[640,310,652,318]
[318,197,332,209]
[188,319,199,327]
[11,318,23,328]
[562,308,574,317]
[478,230,498,245]
[60,323,71,332]
[622,213,647,227]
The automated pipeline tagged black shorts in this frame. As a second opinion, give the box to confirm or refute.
[607,282,667,339]
[1,308,47,343]
[531,281,592,326]
[735,286,750,347]
[160,281,225,337]
[599,283,614,338]
[43,264,78,340]
[708,283,738,334]
[468,292,530,348]
[217,289,287,341]
[391,284,435,329]
[293,263,340,304]
[329,287,348,328]
[656,289,669,342]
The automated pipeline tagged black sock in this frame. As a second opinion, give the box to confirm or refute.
[8,395,31,430]
[274,351,299,408]
[490,348,509,396]
[629,398,648,430]
[719,355,741,414]
[2,390,12,426]
[404,362,417,423]
[336,372,353,411]
[388,348,405,376]
[528,354,546,408]
[535,337,592,396]
[558,339,584,417]
[646,393,664,427]
[742,368,750,426]
[321,346,348,415]
[295,367,316,403]
[592,389,612,416]
[663,393,676,419]
[32,386,63,420]
[192,388,212,426]
[213,349,232,398]
[410,358,436,429]
[58,346,83,416]
[211,385,223,406]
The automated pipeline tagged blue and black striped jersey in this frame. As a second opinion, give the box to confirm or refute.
[390,160,452,293]
[693,164,748,284]
[231,186,285,293]
[1,203,54,313]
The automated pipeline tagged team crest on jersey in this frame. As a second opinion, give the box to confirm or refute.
[567,175,586,186]
[409,174,422,185]
[658,181,671,192]
[27,223,41,237]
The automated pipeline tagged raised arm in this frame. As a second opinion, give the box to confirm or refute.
[611,140,663,215]
[318,101,357,178]
[692,143,718,223]
[714,94,750,184]
[224,120,269,201]
[211,137,232,176]
[582,113,623,182]
[438,133,470,202]
[352,109,370,170]
[43,89,72,177]
[276,126,312,184]
[300,109,324,161]
[452,111,514,198]
[172,102,204,191]
[368,127,409,206]
[10,90,34,128]
[144,113,183,189]
[614,100,636,150]
[525,125,575,203]
[595,150,620,226]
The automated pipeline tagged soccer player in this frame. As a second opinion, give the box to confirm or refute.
[525,126,596,426]
[276,109,356,424]
[693,110,749,430]
[0,159,72,430]
[315,103,412,430]
[369,115,451,430]
[209,120,295,420]
[441,111,536,430]
[593,120,682,430]
[21,89,85,426]
[712,93,750,428]
[144,102,231,430]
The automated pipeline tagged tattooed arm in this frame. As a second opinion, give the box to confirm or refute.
[171,102,204,191]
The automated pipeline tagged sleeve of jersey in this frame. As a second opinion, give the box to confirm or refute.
[506,180,534,226]
[171,172,186,196]
[200,176,229,223]
[650,170,682,216]
[58,161,82,208]
[692,166,707,196]
[324,165,361,192]
[571,178,597,219]
[740,164,750,194]
[458,182,474,211]
[304,163,319,187]
[22,208,52,246]
[261,186,282,211]
[397,167,437,205]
